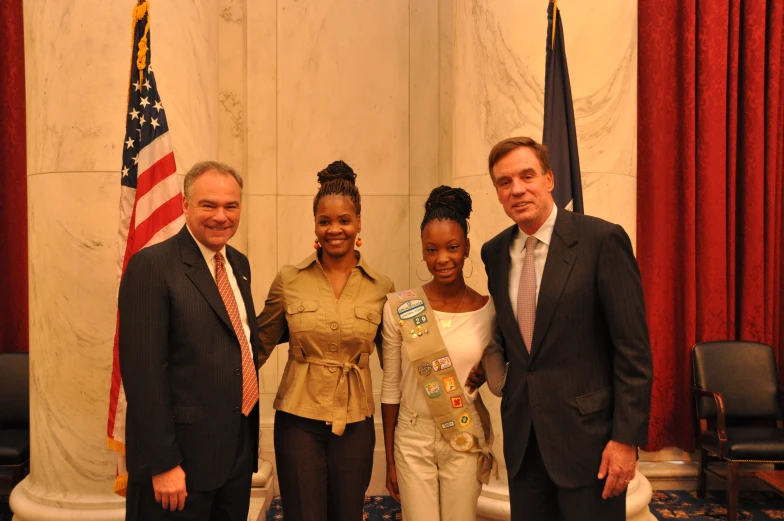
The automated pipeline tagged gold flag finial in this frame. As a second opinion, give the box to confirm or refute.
[550,0,558,50]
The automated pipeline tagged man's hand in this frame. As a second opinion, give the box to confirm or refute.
[597,440,636,499]
[152,465,187,511]
[386,460,400,502]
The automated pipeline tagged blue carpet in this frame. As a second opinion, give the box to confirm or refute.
[264,491,784,521]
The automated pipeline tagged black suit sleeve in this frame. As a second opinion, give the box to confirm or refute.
[118,251,182,475]
[597,224,653,447]
[256,272,288,367]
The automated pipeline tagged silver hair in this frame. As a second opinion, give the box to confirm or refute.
[183,161,243,201]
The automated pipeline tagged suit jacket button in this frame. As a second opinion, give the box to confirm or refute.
[527,370,535,375]
[328,366,337,373]
[330,322,339,330]
[234,368,241,376]
[329,343,338,352]
[233,406,240,414]
[298,305,305,312]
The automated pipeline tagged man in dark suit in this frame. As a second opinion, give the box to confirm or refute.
[119,161,260,521]
[481,137,652,521]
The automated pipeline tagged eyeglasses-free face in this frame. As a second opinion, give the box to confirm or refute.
[492,146,555,235]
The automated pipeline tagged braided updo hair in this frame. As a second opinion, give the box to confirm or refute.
[312,160,361,216]
[420,185,472,237]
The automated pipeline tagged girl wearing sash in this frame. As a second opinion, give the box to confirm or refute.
[380,186,502,520]
[257,161,394,521]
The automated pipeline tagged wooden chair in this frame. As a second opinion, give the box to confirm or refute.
[692,340,784,521]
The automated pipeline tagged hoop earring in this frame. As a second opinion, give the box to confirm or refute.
[463,256,474,278]
[356,234,363,247]
[416,260,433,282]
[313,238,320,249]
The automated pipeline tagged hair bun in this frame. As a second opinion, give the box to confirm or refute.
[424,185,472,219]
[317,160,357,186]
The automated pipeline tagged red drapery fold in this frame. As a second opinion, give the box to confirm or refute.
[0,0,28,354]
[638,0,784,451]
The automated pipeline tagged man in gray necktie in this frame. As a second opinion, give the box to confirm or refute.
[480,137,653,521]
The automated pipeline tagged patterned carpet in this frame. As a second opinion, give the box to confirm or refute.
[4,490,784,520]
[264,491,784,521]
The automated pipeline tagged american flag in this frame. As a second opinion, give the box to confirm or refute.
[107,0,184,496]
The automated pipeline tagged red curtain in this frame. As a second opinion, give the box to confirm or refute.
[638,0,784,452]
[0,0,28,353]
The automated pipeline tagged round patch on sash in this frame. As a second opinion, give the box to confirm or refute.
[450,431,474,452]
[418,363,433,377]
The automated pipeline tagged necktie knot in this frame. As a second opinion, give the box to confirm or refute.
[214,251,225,267]
[524,236,538,254]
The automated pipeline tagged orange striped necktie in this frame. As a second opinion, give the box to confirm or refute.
[214,252,258,415]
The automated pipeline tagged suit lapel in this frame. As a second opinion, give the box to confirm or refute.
[178,227,233,332]
[494,225,530,359]
[530,210,577,361]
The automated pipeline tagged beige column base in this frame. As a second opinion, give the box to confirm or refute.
[477,467,655,521]
[10,458,275,521]
[247,459,274,521]
[9,478,125,521]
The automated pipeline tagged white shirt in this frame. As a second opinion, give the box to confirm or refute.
[508,204,558,317]
[380,296,497,416]
[187,226,252,353]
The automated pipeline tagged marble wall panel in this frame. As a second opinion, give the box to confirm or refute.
[218,0,248,251]
[24,0,220,177]
[582,171,638,248]
[246,0,277,196]
[276,0,410,196]
[27,171,121,497]
[246,195,280,403]
[410,1,440,195]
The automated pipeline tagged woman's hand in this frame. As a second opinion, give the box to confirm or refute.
[465,359,486,392]
[386,460,401,502]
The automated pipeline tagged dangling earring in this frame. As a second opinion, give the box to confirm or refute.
[416,260,433,282]
[356,234,363,247]
[463,256,474,278]
[313,238,320,249]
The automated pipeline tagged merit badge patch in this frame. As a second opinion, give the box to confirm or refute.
[449,431,474,452]
[424,381,442,398]
[459,412,471,427]
[432,356,452,372]
[397,299,426,320]
[450,396,464,408]
[442,376,457,393]
[441,420,456,429]
[396,290,417,299]
[418,363,433,377]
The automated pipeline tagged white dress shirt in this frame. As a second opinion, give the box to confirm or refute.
[187,226,253,353]
[507,205,558,317]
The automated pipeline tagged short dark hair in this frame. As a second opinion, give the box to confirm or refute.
[420,185,472,238]
[487,137,551,184]
[312,160,361,216]
[183,161,243,201]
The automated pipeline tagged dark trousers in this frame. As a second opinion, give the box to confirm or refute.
[509,429,626,521]
[274,410,375,521]
[126,416,254,521]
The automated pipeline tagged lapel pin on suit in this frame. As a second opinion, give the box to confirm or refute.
[242,275,248,281]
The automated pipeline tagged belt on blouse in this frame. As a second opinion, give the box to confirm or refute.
[290,347,371,436]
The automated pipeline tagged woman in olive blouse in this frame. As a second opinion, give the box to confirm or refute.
[257,161,394,521]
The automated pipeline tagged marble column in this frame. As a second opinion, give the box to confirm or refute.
[11,1,221,519]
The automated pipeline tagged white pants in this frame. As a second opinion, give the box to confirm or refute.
[394,403,483,521]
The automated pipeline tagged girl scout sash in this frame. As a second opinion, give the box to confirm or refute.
[389,287,496,484]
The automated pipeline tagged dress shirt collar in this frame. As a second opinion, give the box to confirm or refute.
[513,204,558,251]
[186,224,227,265]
